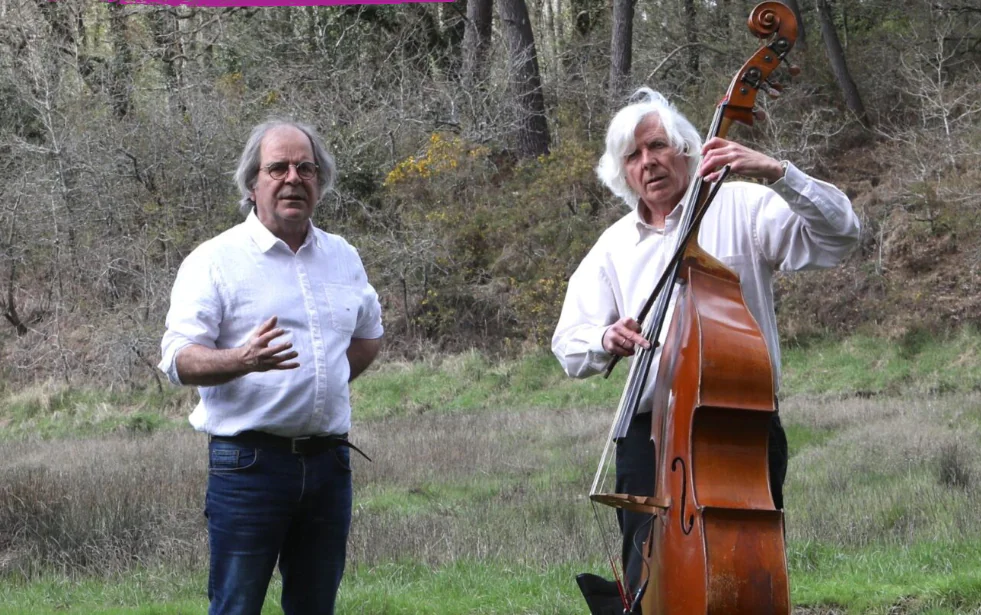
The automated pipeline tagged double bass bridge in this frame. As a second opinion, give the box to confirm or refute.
[590,493,671,515]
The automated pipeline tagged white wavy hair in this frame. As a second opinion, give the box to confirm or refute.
[233,120,337,216]
[596,88,702,208]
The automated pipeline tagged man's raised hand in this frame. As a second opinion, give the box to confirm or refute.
[240,316,300,372]
[698,138,784,184]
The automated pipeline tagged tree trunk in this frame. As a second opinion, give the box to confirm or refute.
[107,2,132,119]
[816,0,870,127]
[150,7,187,115]
[2,259,29,336]
[462,0,493,87]
[683,0,699,75]
[609,0,635,100]
[497,0,551,157]
[716,0,730,42]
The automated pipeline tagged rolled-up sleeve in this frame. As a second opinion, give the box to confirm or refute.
[756,162,861,271]
[158,250,223,385]
[354,281,384,340]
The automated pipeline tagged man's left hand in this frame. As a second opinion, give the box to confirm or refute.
[698,138,784,184]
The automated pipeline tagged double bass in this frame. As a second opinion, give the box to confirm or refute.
[588,3,799,613]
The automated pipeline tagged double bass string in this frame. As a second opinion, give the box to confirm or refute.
[589,139,731,501]
[586,146,731,601]
[582,6,800,610]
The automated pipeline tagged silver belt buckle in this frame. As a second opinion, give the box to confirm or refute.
[291,436,311,454]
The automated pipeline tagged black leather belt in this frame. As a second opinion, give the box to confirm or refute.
[211,430,372,461]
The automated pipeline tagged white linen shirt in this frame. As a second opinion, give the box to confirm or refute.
[158,211,384,437]
[552,162,859,419]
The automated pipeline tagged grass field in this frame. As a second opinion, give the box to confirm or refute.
[1,330,980,614]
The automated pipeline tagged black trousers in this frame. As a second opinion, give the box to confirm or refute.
[614,408,788,599]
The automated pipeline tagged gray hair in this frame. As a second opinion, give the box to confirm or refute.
[234,120,337,216]
[596,88,702,209]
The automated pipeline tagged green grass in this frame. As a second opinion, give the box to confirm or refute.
[4,328,981,437]
[4,330,981,613]
[0,569,208,615]
[339,560,595,615]
[358,465,586,517]
[0,561,604,615]
[4,549,981,615]
[785,423,838,458]
[790,541,981,613]
[0,384,191,440]
[361,328,981,419]
[349,350,627,420]
[781,327,981,398]
[358,478,511,515]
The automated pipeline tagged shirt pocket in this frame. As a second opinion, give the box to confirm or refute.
[324,284,360,334]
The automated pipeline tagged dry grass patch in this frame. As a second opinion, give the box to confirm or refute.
[0,434,207,577]
[784,394,981,546]
[2,393,981,612]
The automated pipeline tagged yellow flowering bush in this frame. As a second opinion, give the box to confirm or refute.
[384,133,489,188]
[374,130,616,352]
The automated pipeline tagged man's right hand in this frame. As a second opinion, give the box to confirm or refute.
[602,317,651,357]
[240,316,300,372]
[175,315,300,386]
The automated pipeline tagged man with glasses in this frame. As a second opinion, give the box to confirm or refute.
[158,121,383,615]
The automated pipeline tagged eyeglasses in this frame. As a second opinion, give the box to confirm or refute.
[262,161,319,181]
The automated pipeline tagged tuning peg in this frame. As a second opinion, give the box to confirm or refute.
[786,64,801,77]
[760,82,782,99]
[753,109,768,122]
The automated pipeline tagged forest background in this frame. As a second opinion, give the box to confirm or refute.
[2,0,981,613]
[2,0,980,384]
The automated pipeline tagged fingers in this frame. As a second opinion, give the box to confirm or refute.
[603,318,652,357]
[701,136,727,152]
[242,316,300,372]
[620,318,647,342]
[264,342,296,360]
[254,315,289,345]
[257,326,289,347]
[266,349,300,371]
[698,138,735,180]
[256,315,279,335]
[605,330,638,357]
[698,138,780,182]
[703,169,725,184]
[249,345,299,372]
[257,341,297,363]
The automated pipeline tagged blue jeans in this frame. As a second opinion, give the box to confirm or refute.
[205,439,353,615]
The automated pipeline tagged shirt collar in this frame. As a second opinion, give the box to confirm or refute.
[245,209,320,253]
[631,201,684,242]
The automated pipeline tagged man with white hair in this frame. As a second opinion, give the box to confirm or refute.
[158,121,383,615]
[552,88,859,613]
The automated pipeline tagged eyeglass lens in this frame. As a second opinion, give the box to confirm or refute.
[267,162,317,180]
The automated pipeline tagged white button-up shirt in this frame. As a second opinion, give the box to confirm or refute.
[158,211,384,437]
[552,163,860,423]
